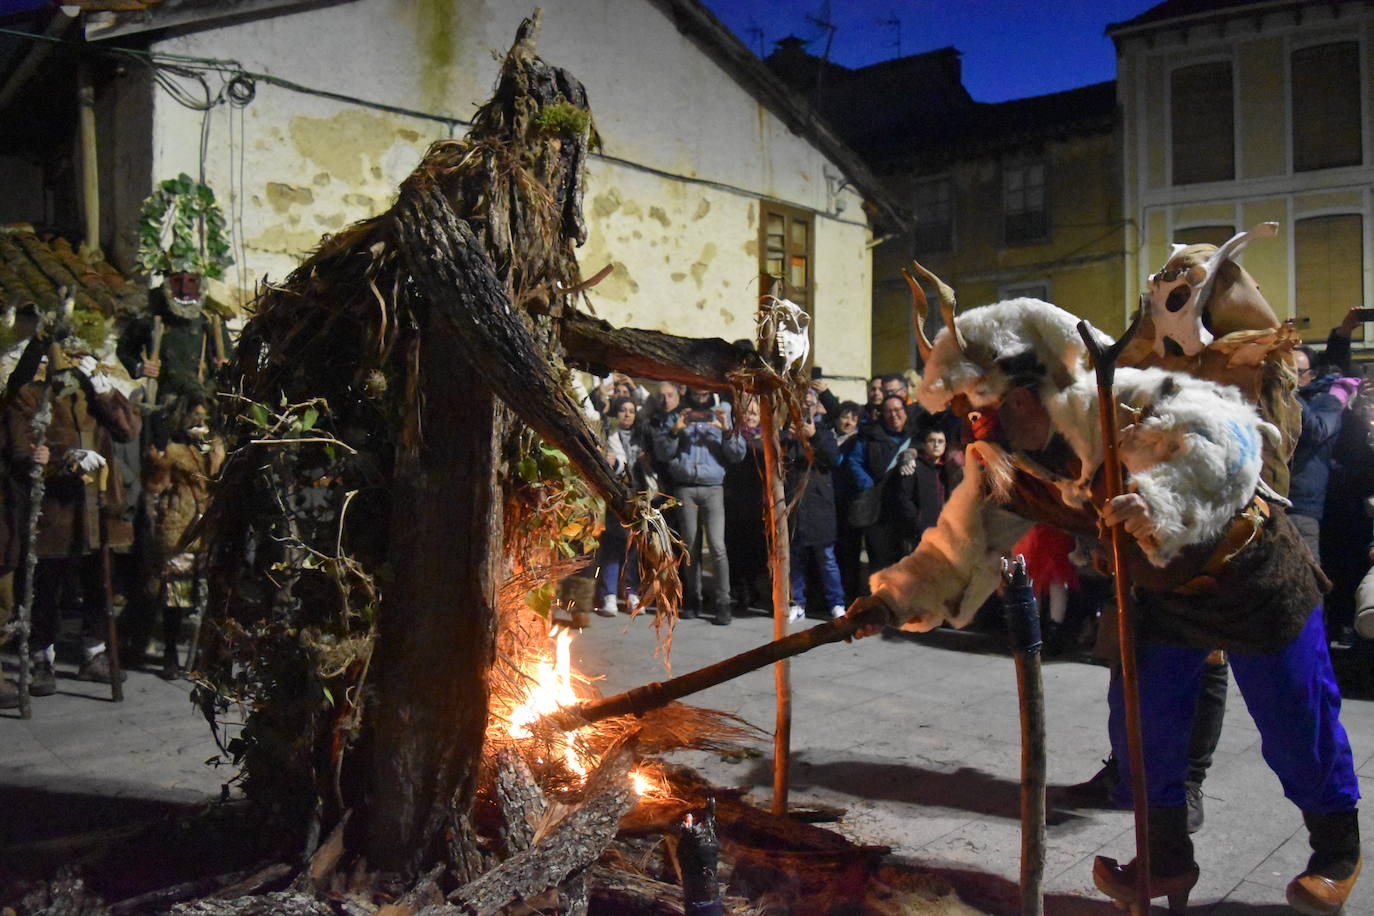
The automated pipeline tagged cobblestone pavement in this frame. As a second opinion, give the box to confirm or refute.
[572,607,1374,914]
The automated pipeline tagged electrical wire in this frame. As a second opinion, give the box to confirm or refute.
[0,24,872,229]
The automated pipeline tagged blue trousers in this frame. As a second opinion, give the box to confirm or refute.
[789,542,844,609]
[1109,607,1359,814]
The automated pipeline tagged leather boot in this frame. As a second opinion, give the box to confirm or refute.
[1093,806,1199,913]
[1287,809,1362,915]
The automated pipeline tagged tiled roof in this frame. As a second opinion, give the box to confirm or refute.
[0,226,145,317]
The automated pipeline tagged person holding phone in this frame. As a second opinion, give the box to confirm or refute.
[651,386,745,623]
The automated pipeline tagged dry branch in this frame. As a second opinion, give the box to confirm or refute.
[559,310,764,391]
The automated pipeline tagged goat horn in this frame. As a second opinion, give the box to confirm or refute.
[902,267,934,364]
[909,261,965,355]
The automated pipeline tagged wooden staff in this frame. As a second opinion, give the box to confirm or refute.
[545,606,887,731]
[13,341,61,719]
[144,316,164,406]
[1077,316,1149,916]
[759,391,791,817]
[95,462,122,702]
[1001,555,1044,916]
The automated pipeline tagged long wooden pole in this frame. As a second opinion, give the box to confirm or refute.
[1078,319,1149,916]
[546,606,886,730]
[1002,555,1045,916]
[760,393,791,817]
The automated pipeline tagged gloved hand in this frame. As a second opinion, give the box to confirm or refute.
[75,355,113,395]
[897,447,919,476]
[62,448,106,474]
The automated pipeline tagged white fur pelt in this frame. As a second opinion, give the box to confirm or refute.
[915,298,1105,412]
[874,298,1277,630]
[868,452,1033,631]
[1111,367,1275,565]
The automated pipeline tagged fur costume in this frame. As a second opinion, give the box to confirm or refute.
[874,298,1321,652]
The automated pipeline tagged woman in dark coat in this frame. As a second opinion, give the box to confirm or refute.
[782,412,844,620]
[724,395,768,617]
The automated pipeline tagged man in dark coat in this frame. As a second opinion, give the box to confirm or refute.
[782,411,843,620]
[3,343,140,697]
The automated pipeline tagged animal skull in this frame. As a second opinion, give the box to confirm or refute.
[771,298,811,374]
[1145,222,1278,358]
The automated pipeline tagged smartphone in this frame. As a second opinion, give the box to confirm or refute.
[1354,308,1374,322]
[810,366,824,380]
[685,408,715,423]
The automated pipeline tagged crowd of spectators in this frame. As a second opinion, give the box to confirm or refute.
[578,369,964,628]
[579,306,1374,675]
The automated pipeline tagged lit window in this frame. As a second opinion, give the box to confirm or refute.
[760,201,812,310]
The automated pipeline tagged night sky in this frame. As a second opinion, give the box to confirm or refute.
[700,0,1158,102]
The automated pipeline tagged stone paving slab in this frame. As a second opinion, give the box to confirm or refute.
[572,607,1374,913]
[2,605,1371,913]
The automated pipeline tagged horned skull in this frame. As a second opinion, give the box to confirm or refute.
[770,297,811,374]
[1146,222,1278,358]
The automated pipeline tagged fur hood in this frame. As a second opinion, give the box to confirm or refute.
[916,298,1109,412]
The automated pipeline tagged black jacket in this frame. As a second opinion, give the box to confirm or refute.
[782,425,839,547]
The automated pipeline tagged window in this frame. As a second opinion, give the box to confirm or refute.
[760,201,813,310]
[1172,225,1235,247]
[1295,214,1364,341]
[912,177,952,254]
[1292,42,1362,172]
[1003,157,1047,245]
[999,281,1051,302]
[1171,62,1234,185]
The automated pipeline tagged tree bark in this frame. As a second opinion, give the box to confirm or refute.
[361,312,503,875]
[559,310,762,392]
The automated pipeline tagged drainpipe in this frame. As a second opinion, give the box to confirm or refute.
[77,59,101,261]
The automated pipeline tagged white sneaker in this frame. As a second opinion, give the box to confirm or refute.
[829,605,846,620]
[626,593,641,614]
[597,594,618,617]
[787,605,805,622]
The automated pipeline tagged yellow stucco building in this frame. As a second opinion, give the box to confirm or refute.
[1111,0,1374,352]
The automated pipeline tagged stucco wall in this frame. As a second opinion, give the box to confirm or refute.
[128,0,871,394]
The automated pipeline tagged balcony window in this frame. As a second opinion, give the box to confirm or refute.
[1292,42,1362,172]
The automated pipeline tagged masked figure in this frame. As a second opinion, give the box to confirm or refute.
[849,261,1359,914]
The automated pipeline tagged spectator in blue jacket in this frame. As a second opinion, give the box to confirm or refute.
[652,387,745,622]
[1289,346,1345,561]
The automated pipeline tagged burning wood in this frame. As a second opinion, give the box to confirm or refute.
[544,605,887,731]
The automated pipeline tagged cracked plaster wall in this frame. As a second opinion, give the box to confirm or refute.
[138,0,872,395]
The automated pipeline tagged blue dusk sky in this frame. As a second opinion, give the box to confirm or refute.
[699,0,1158,102]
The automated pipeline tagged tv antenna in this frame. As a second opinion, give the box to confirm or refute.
[745,19,765,58]
[805,0,837,63]
[877,12,901,57]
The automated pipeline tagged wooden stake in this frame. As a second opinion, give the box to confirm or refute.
[1078,317,1150,916]
[760,392,791,817]
[77,62,101,262]
[1002,555,1044,916]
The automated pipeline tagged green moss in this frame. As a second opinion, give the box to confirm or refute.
[536,101,590,138]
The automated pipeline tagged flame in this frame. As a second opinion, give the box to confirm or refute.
[631,769,653,796]
[506,626,588,778]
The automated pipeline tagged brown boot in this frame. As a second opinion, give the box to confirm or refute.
[1093,807,1199,913]
[1287,810,1362,915]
